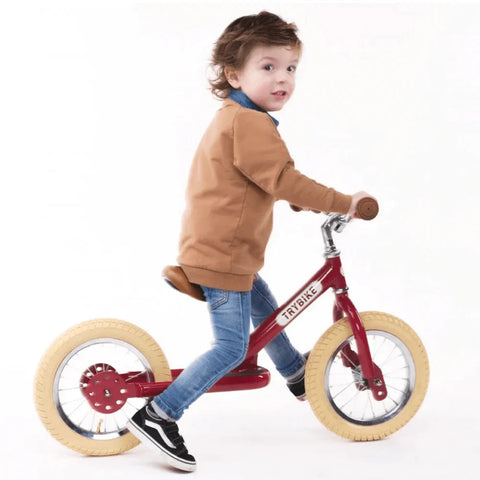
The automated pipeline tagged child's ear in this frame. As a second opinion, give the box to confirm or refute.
[225,66,241,89]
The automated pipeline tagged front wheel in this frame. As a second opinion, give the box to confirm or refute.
[34,318,171,455]
[305,311,429,441]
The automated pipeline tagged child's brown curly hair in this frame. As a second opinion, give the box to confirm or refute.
[209,11,302,99]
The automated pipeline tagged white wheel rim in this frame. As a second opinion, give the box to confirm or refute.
[325,330,415,425]
[53,338,154,440]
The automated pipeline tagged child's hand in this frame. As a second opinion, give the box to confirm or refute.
[348,191,376,218]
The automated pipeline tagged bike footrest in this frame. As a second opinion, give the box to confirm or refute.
[209,366,271,393]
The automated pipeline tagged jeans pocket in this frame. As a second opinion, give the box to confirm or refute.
[202,287,229,311]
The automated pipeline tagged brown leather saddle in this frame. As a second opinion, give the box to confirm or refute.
[162,265,206,302]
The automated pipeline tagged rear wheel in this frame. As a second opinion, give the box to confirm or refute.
[305,311,429,440]
[34,318,171,455]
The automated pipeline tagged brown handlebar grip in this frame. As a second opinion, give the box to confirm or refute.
[355,197,379,220]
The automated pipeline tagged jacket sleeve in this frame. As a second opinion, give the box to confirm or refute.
[232,109,352,214]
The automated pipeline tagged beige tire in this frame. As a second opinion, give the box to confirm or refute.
[34,318,171,455]
[306,311,429,441]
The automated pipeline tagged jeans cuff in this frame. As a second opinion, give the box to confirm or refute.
[278,354,306,378]
[153,396,181,421]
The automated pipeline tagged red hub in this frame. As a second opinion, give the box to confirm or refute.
[80,364,130,414]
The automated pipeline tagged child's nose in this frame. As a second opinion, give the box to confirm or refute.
[275,70,290,83]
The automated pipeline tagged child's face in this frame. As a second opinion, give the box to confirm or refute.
[226,45,300,112]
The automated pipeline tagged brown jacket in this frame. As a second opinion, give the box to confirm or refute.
[178,99,351,291]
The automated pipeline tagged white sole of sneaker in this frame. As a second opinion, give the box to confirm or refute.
[127,420,196,472]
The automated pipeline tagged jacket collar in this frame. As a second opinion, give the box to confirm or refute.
[228,89,279,127]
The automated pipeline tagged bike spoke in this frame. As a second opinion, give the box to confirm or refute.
[371,336,387,360]
[368,394,375,418]
[125,370,147,382]
[387,394,400,407]
[331,380,356,400]
[338,388,362,411]
[65,398,87,417]
[126,399,142,411]
[338,348,358,369]
[381,365,409,376]
[60,396,84,407]
[329,379,357,388]
[385,383,407,394]
[381,344,400,365]
[78,408,93,431]
[112,414,121,433]
[58,386,82,392]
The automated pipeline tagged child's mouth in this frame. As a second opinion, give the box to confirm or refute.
[272,91,287,97]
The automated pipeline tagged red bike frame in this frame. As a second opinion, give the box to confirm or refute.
[233,255,385,401]
[82,252,387,415]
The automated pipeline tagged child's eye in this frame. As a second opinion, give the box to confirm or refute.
[264,65,274,71]
[287,65,296,72]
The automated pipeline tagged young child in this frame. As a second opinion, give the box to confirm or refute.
[128,11,373,472]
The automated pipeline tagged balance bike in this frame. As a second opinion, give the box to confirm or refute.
[34,198,429,455]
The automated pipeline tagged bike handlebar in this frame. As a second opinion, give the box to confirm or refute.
[355,197,379,221]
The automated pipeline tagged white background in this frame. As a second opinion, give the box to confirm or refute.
[1,1,479,479]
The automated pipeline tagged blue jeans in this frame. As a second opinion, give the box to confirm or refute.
[153,275,305,420]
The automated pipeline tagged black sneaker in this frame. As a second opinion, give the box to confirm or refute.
[127,404,196,472]
[287,352,310,401]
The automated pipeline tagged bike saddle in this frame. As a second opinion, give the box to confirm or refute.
[162,266,206,302]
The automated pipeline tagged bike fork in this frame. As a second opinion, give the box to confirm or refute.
[334,293,387,401]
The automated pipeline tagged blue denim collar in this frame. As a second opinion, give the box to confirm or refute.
[228,89,279,127]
